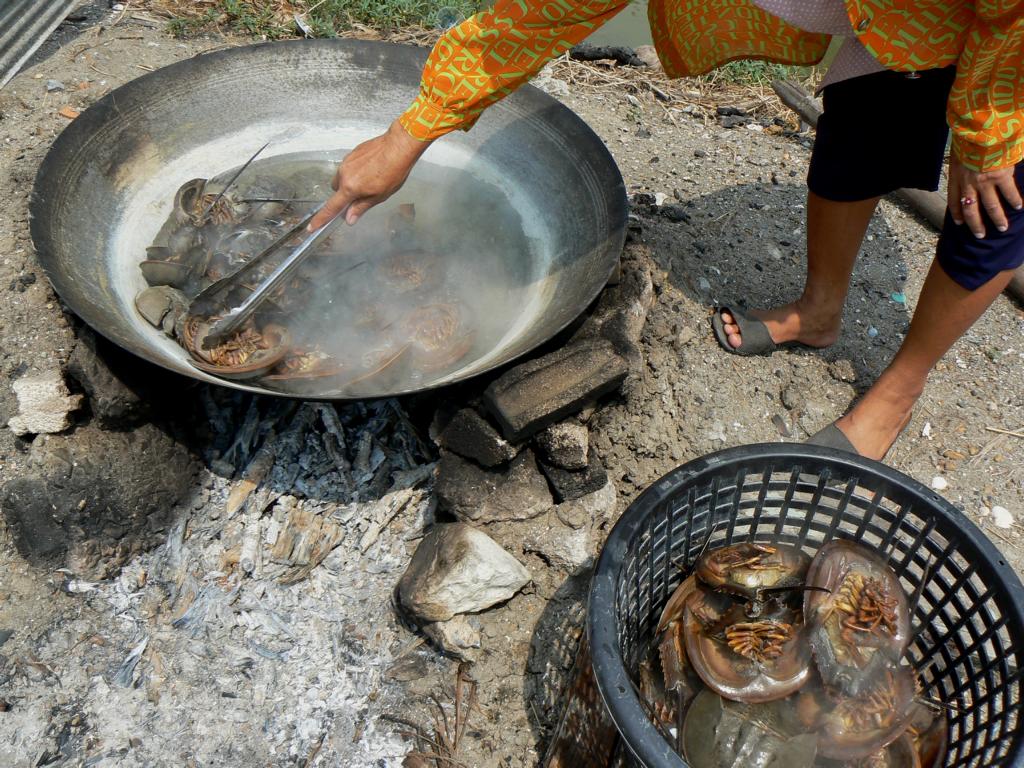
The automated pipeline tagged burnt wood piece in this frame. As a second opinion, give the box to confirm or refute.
[483,338,629,443]
[436,408,520,468]
[772,78,1024,304]
[539,452,609,504]
[569,43,646,67]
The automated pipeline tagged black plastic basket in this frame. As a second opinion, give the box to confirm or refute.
[589,444,1024,768]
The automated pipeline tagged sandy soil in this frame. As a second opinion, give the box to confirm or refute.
[1,6,1022,768]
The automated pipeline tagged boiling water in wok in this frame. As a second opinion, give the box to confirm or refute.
[137,151,545,395]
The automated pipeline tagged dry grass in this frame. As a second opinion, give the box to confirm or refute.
[545,53,815,124]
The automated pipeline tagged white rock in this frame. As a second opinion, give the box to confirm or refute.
[654,192,668,206]
[422,616,481,662]
[993,506,1014,529]
[8,373,84,436]
[532,71,570,99]
[398,523,530,623]
[921,422,932,439]
[931,476,948,491]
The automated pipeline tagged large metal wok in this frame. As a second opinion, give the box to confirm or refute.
[30,40,626,398]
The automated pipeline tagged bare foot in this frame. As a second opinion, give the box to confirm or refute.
[721,299,842,351]
[831,371,922,461]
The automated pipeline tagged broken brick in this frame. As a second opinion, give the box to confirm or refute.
[483,338,628,443]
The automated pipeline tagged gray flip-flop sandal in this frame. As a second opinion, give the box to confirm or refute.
[806,423,860,455]
[711,306,780,357]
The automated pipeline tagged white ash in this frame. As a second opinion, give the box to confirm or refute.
[0,399,451,766]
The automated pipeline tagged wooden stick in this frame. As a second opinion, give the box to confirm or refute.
[772,79,1024,304]
[985,426,1024,439]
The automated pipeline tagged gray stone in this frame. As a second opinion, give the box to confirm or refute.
[434,450,497,518]
[398,523,531,623]
[421,616,482,662]
[661,204,690,223]
[436,408,519,467]
[553,480,617,530]
[0,423,198,578]
[535,421,589,470]
[66,329,150,429]
[635,45,663,73]
[478,450,552,522]
[483,338,628,442]
[571,259,655,373]
[517,482,617,572]
[45,80,65,92]
[522,512,597,573]
[539,452,609,503]
[7,372,83,436]
[435,450,552,523]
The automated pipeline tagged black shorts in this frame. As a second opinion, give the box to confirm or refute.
[808,66,1024,291]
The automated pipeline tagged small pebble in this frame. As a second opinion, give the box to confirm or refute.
[891,292,906,304]
[921,422,932,439]
[931,476,948,491]
[46,80,65,92]
[867,326,879,338]
[697,277,711,292]
[993,506,1014,529]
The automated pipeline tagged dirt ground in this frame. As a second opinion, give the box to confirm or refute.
[1,5,1022,768]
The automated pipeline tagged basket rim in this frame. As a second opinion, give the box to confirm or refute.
[587,442,1024,768]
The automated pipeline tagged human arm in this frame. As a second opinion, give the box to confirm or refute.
[945,0,1024,237]
[309,0,628,229]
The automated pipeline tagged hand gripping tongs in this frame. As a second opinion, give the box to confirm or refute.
[187,204,346,350]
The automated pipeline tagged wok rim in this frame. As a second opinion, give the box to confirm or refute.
[29,38,627,399]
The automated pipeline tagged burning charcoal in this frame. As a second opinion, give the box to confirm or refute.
[397,523,531,623]
[539,452,608,503]
[484,338,628,442]
[435,408,519,468]
[535,421,589,470]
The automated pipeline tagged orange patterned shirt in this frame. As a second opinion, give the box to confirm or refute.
[398,0,1024,172]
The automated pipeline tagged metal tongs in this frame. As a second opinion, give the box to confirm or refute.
[188,204,346,350]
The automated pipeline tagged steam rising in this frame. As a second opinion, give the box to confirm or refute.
[140,152,542,395]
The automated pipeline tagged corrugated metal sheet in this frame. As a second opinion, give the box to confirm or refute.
[0,0,81,88]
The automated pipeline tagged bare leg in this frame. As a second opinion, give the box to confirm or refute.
[722,191,881,349]
[835,262,1015,460]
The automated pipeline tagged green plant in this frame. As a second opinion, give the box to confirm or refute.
[164,0,483,39]
[703,59,813,87]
